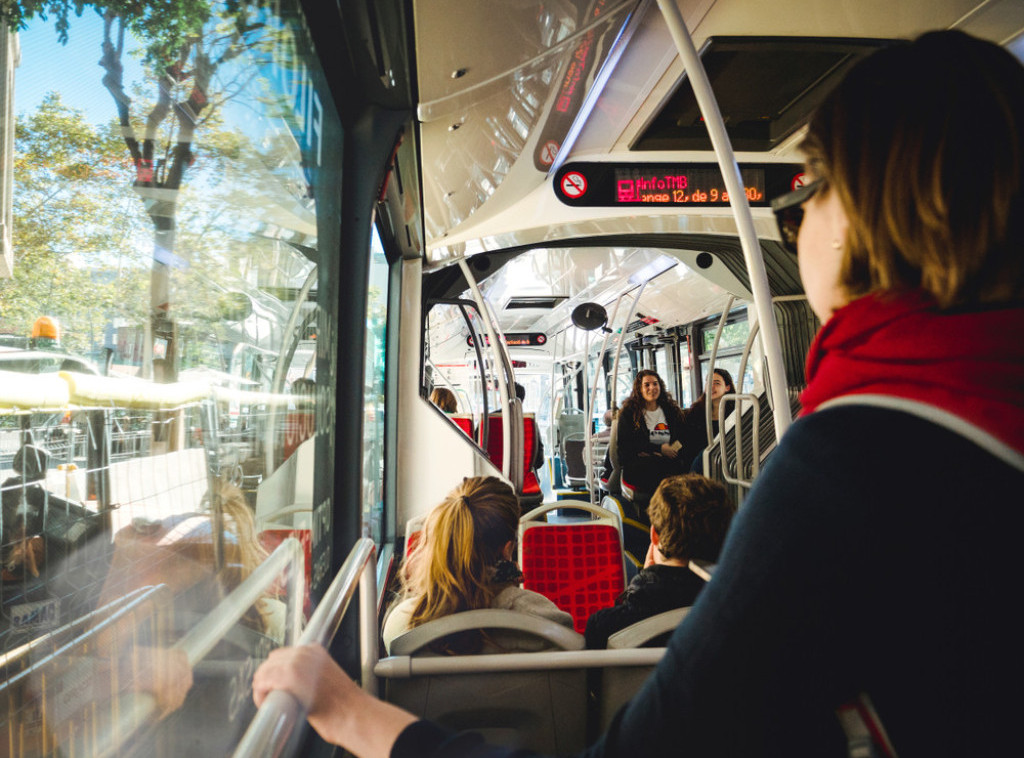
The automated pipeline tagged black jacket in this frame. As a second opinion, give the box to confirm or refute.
[584,564,705,649]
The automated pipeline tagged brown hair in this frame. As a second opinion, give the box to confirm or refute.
[801,30,1024,308]
[401,476,520,652]
[647,474,735,562]
[429,387,458,413]
[621,369,686,433]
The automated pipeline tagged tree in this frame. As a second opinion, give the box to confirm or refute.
[0,92,150,355]
[5,1,268,381]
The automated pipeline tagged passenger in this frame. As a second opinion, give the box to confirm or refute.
[254,31,1024,756]
[615,370,687,505]
[428,386,458,413]
[514,382,544,470]
[677,367,736,472]
[584,474,734,649]
[381,476,572,654]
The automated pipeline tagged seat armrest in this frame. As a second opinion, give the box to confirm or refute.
[606,607,691,649]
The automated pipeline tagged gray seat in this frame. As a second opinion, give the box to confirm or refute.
[380,610,587,754]
[597,607,692,731]
[562,435,588,487]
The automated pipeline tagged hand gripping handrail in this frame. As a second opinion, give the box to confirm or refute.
[232,537,378,758]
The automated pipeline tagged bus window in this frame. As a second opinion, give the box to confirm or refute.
[696,312,756,395]
[1,3,342,753]
[363,228,389,545]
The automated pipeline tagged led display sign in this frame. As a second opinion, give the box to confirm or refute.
[467,332,548,347]
[553,163,804,208]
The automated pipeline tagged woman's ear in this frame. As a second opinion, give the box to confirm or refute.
[502,540,514,561]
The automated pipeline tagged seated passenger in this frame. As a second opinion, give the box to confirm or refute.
[616,370,688,504]
[584,474,735,649]
[255,31,1024,756]
[678,368,736,472]
[428,386,458,413]
[382,476,572,654]
[514,382,544,469]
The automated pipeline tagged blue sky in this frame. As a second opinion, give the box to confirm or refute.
[15,11,144,124]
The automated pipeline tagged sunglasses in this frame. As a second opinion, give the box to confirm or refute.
[770,178,823,255]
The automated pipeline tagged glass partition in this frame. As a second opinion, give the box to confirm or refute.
[0,2,341,754]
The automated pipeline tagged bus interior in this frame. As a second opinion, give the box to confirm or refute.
[0,0,1021,755]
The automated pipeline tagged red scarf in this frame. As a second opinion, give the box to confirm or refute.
[800,290,1024,454]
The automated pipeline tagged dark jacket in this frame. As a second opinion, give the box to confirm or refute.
[677,402,715,471]
[615,403,687,494]
[390,405,1024,758]
[584,564,705,649]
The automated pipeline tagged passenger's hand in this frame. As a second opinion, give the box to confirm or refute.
[253,644,354,743]
[660,443,678,458]
[253,643,417,756]
[644,542,657,568]
[134,646,193,719]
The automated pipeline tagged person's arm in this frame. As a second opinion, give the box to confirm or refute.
[253,644,417,756]
[616,416,655,464]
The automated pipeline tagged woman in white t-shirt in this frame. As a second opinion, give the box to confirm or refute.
[616,370,688,507]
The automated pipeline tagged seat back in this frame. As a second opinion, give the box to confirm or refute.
[381,610,587,754]
[562,436,587,486]
[484,413,543,504]
[556,410,586,456]
[598,607,692,731]
[518,502,625,633]
[404,514,426,558]
[599,495,648,574]
[600,416,621,494]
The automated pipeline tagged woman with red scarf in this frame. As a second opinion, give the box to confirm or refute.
[253,31,1024,758]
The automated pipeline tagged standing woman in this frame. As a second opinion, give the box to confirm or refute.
[616,369,688,501]
[254,31,1024,756]
[677,367,736,471]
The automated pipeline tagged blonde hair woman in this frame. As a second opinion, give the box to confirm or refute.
[382,476,571,654]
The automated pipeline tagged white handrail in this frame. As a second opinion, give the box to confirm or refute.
[655,0,793,441]
[586,296,623,501]
[375,647,665,678]
[232,537,378,758]
[609,284,647,409]
[457,257,519,484]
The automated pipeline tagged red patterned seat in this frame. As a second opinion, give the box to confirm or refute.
[519,502,625,633]
[483,413,543,504]
[450,413,474,437]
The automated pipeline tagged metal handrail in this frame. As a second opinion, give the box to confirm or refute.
[719,393,761,490]
[457,258,521,487]
[232,537,378,758]
[0,584,172,699]
[375,647,665,678]
[87,537,305,758]
[656,0,793,442]
[586,296,623,501]
[0,584,157,670]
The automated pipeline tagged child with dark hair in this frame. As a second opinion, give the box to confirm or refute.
[584,474,735,649]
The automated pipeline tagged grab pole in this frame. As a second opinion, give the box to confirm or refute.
[656,0,792,439]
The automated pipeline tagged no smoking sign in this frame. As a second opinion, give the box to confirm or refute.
[561,171,588,199]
